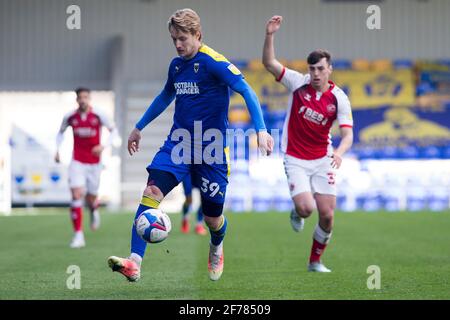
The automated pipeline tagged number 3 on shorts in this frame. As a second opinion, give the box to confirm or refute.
[201,177,220,197]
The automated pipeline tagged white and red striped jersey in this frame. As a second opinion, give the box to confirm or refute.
[277,67,353,160]
[59,107,114,164]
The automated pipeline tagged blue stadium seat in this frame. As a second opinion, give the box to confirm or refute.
[393,59,414,69]
[406,182,428,211]
[332,59,352,70]
[356,194,383,212]
[266,109,286,130]
[379,146,399,159]
[420,146,441,159]
[357,146,379,159]
[381,195,402,211]
[398,146,419,159]
[427,187,450,211]
[416,81,436,96]
[437,59,450,67]
[444,145,450,158]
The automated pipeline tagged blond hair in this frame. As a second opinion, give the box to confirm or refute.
[168,8,202,40]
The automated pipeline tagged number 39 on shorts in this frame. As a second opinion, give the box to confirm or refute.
[201,177,220,197]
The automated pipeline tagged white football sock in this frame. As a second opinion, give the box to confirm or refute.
[210,241,223,252]
[313,224,332,245]
[129,253,142,267]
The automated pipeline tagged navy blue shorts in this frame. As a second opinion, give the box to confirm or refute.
[147,147,230,205]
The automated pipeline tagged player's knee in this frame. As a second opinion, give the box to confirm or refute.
[203,215,221,230]
[71,189,83,200]
[143,185,164,202]
[85,193,95,201]
[72,194,83,201]
[295,203,314,218]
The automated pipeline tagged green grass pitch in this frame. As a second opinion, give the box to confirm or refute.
[0,209,449,299]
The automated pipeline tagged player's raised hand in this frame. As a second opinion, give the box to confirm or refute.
[266,15,283,35]
[128,128,141,156]
[257,131,274,156]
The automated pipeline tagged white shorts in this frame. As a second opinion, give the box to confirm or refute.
[68,160,103,195]
[283,154,337,197]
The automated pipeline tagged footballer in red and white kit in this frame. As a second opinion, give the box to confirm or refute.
[263,16,354,272]
[55,87,119,248]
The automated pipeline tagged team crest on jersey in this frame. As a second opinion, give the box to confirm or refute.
[194,63,199,73]
[326,104,336,114]
[90,118,98,126]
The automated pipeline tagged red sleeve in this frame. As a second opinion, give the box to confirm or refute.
[275,67,286,82]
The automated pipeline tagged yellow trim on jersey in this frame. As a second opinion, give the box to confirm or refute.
[199,44,229,63]
[141,196,160,209]
[224,146,231,177]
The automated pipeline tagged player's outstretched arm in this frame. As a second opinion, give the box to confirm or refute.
[104,127,120,148]
[128,88,175,156]
[262,15,284,79]
[55,114,70,163]
[229,79,274,156]
[93,112,122,157]
[331,127,353,169]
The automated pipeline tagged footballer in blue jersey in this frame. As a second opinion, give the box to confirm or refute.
[108,8,274,282]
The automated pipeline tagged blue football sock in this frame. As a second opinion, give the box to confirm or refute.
[182,202,190,219]
[209,216,227,246]
[196,206,204,223]
[131,197,160,258]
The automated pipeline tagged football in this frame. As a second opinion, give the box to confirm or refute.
[135,208,172,243]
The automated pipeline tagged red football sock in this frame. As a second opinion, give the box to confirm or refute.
[70,205,83,232]
[309,239,327,263]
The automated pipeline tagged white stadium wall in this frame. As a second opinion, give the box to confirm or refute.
[1,0,450,90]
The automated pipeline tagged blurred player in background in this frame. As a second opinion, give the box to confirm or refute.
[180,174,207,235]
[55,87,118,248]
[108,8,273,282]
[263,16,353,272]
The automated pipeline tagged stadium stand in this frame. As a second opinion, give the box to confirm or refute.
[225,58,450,212]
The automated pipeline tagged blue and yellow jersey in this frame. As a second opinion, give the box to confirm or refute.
[162,44,244,145]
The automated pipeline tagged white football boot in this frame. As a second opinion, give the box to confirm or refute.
[90,209,101,231]
[308,262,331,273]
[70,231,86,248]
[208,242,224,281]
[290,209,305,232]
